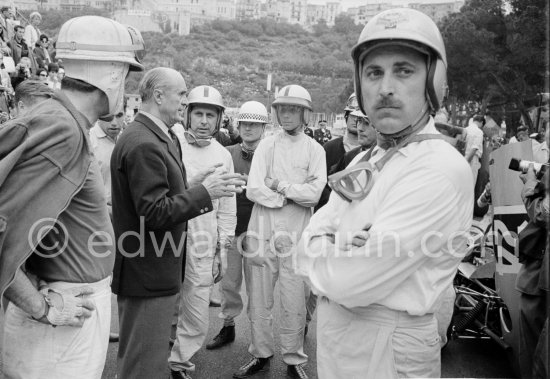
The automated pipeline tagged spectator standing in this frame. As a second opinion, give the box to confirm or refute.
[464,114,484,185]
[233,84,326,379]
[33,34,52,69]
[169,85,237,379]
[24,12,41,51]
[206,101,268,350]
[313,119,332,145]
[0,16,144,378]
[296,8,473,377]
[0,6,12,42]
[8,25,30,66]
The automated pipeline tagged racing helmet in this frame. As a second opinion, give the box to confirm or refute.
[185,85,225,131]
[351,8,448,115]
[344,93,359,112]
[271,84,312,126]
[237,101,269,124]
[56,16,145,117]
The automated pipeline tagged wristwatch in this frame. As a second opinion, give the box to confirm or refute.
[32,293,52,321]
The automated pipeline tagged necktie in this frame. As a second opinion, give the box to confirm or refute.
[168,128,182,158]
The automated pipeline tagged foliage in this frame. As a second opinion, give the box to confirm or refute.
[440,0,548,130]
[21,6,547,123]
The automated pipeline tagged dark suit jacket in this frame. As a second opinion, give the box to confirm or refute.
[111,113,212,297]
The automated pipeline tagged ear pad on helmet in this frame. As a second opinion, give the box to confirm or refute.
[426,58,448,112]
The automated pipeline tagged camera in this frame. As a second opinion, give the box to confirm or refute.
[509,158,548,178]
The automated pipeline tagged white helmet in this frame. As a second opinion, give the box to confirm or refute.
[350,109,369,122]
[344,93,359,112]
[271,84,312,126]
[237,101,268,124]
[186,85,225,130]
[351,8,448,114]
[56,16,145,117]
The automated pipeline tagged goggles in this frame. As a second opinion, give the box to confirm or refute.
[184,130,211,147]
[328,160,375,202]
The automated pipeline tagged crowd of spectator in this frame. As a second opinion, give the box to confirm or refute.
[0,7,64,120]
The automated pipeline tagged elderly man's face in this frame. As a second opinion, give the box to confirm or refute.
[157,71,187,127]
[360,45,428,135]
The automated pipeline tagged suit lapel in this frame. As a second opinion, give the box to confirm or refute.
[134,114,187,181]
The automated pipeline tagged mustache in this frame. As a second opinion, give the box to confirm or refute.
[375,97,402,109]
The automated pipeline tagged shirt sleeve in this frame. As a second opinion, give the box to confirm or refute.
[277,143,327,207]
[297,167,470,308]
[217,155,237,247]
[246,139,285,208]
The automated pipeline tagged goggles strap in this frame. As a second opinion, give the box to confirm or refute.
[184,130,212,147]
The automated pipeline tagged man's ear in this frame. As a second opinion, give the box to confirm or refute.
[153,88,163,104]
[17,101,24,111]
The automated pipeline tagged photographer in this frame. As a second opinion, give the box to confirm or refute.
[10,57,31,89]
[516,164,549,378]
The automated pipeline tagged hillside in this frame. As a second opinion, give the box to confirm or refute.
[30,9,361,114]
[127,17,363,113]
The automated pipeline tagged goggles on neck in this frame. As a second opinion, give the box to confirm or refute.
[328,161,375,202]
[184,130,211,147]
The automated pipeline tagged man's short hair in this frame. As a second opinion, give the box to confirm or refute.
[14,79,54,104]
[1,6,10,13]
[319,119,327,124]
[14,25,24,33]
[139,68,175,103]
[61,77,98,93]
[473,115,485,124]
[517,125,528,133]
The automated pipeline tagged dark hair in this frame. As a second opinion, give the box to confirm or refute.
[1,6,9,12]
[473,115,485,126]
[47,62,59,73]
[14,79,54,104]
[39,34,49,42]
[61,77,98,93]
[36,67,47,77]
[14,25,24,33]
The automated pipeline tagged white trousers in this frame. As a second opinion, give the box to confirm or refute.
[169,248,214,372]
[317,298,441,379]
[2,276,112,379]
[245,252,307,365]
[220,238,244,324]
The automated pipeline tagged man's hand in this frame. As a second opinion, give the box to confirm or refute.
[41,286,96,327]
[265,177,279,191]
[212,248,226,283]
[520,164,536,184]
[202,172,246,200]
[189,163,223,188]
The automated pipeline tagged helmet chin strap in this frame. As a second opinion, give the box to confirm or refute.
[184,129,212,147]
[284,124,303,136]
[374,100,430,149]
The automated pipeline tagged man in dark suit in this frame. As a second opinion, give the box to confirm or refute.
[111,67,245,379]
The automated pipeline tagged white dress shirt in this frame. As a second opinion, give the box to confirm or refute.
[295,119,474,315]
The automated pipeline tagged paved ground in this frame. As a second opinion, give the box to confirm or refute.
[101,286,517,379]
